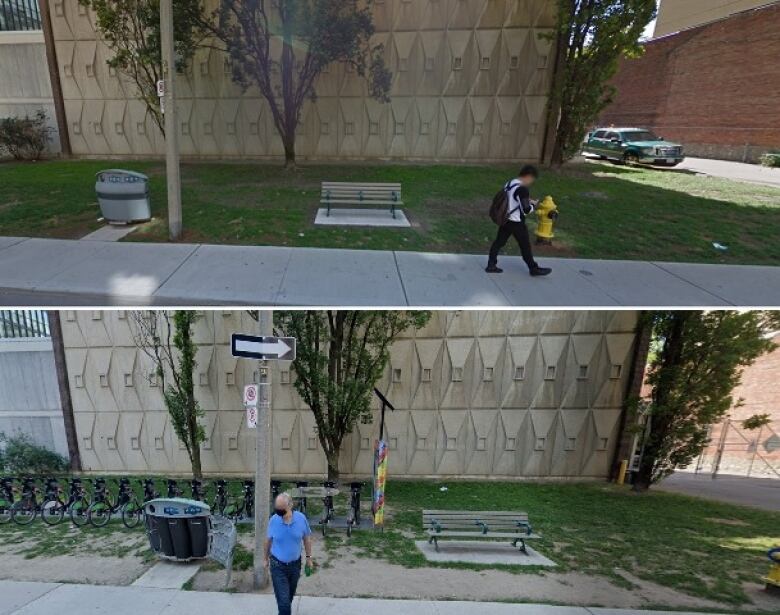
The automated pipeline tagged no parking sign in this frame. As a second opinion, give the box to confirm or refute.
[244,385,258,428]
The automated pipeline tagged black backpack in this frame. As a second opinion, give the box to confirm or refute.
[489,182,522,226]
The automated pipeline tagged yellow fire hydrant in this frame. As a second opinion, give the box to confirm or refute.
[765,547,780,595]
[535,196,559,245]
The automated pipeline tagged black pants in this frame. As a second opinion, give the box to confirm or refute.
[488,220,538,272]
[270,556,301,615]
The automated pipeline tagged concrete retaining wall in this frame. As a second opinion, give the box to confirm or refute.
[61,310,639,480]
[0,30,60,155]
[0,337,68,458]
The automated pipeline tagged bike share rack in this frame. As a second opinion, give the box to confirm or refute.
[1,475,371,538]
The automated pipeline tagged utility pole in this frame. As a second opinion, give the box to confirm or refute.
[47,311,81,471]
[253,311,273,589]
[160,0,182,240]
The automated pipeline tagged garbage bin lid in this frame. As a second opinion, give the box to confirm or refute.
[96,169,149,182]
[144,497,211,517]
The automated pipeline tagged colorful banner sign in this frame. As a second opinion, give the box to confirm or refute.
[373,439,388,526]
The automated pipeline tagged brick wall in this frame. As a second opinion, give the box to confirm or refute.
[695,333,780,478]
[600,3,780,163]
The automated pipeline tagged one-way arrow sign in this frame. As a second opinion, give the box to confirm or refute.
[231,334,296,361]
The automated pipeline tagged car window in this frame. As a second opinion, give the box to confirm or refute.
[622,131,659,142]
[593,130,606,139]
[605,132,619,141]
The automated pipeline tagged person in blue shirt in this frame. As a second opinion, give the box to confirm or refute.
[264,492,313,615]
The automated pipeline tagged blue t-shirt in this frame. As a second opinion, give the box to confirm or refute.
[267,511,311,563]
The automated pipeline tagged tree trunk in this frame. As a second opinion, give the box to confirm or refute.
[191,444,202,480]
[283,136,296,169]
[326,449,340,482]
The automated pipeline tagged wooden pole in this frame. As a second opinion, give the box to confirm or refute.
[47,311,81,471]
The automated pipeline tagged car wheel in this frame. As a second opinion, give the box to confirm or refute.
[623,152,640,166]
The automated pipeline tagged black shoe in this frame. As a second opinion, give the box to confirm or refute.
[485,266,503,273]
[530,267,552,277]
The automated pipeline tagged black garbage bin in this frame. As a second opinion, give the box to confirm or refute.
[144,498,211,561]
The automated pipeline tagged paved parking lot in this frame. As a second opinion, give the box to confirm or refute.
[657,472,780,512]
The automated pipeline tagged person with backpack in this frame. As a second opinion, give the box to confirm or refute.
[486,165,552,277]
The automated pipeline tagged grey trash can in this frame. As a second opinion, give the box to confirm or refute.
[144,498,211,561]
[95,169,151,223]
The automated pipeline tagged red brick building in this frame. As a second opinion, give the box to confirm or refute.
[699,332,780,478]
[599,2,780,163]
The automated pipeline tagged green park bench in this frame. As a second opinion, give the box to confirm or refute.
[321,181,403,218]
[423,509,540,554]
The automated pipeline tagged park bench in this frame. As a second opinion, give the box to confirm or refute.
[423,509,539,554]
[321,181,403,218]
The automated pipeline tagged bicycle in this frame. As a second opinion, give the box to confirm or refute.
[190,478,207,502]
[120,479,158,529]
[87,478,134,527]
[319,481,337,536]
[213,479,228,515]
[69,478,91,527]
[166,479,182,498]
[40,476,68,525]
[10,477,39,525]
[346,482,363,537]
[224,479,254,520]
[0,477,15,524]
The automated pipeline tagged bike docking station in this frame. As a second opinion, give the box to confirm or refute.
[144,497,237,588]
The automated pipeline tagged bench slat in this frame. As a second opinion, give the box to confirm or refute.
[427,530,540,539]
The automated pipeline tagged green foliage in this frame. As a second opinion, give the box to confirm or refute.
[760,152,780,168]
[549,0,657,164]
[742,413,772,431]
[130,311,205,477]
[0,110,53,161]
[636,311,777,488]
[78,0,206,133]
[209,0,391,166]
[274,311,430,477]
[0,432,68,475]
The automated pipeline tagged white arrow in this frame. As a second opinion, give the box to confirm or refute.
[235,338,291,358]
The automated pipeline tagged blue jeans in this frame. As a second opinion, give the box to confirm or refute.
[270,556,301,615]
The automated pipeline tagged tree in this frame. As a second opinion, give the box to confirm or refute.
[546,0,657,165]
[78,0,207,134]
[274,311,430,480]
[633,311,777,491]
[208,0,391,168]
[129,311,205,478]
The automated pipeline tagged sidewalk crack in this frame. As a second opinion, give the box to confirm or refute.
[392,251,411,306]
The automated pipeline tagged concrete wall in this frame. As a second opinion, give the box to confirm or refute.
[600,3,780,163]
[0,338,68,458]
[61,310,639,480]
[654,0,776,37]
[0,30,60,155]
[46,0,557,162]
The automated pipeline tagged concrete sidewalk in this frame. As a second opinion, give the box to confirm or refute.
[0,580,731,615]
[678,157,780,189]
[1,236,779,306]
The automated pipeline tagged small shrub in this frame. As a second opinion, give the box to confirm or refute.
[0,431,68,475]
[760,152,780,168]
[0,110,53,161]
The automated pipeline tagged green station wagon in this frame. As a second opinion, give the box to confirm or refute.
[583,127,685,166]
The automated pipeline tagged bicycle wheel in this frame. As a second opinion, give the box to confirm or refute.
[88,502,112,527]
[40,498,65,525]
[70,497,90,527]
[121,500,142,529]
[0,499,12,524]
[11,499,37,525]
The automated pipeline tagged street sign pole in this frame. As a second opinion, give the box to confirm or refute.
[253,311,272,590]
[160,0,182,240]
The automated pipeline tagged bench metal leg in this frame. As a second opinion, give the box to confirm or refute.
[433,537,439,552]
[512,538,528,555]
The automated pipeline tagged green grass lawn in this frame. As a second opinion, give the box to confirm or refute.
[1,159,779,265]
[0,479,776,609]
[340,480,779,609]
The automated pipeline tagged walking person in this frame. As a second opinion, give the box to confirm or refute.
[265,492,314,615]
[486,165,552,277]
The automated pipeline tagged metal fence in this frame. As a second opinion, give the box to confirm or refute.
[0,310,50,338]
[0,0,42,31]
[694,419,780,479]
